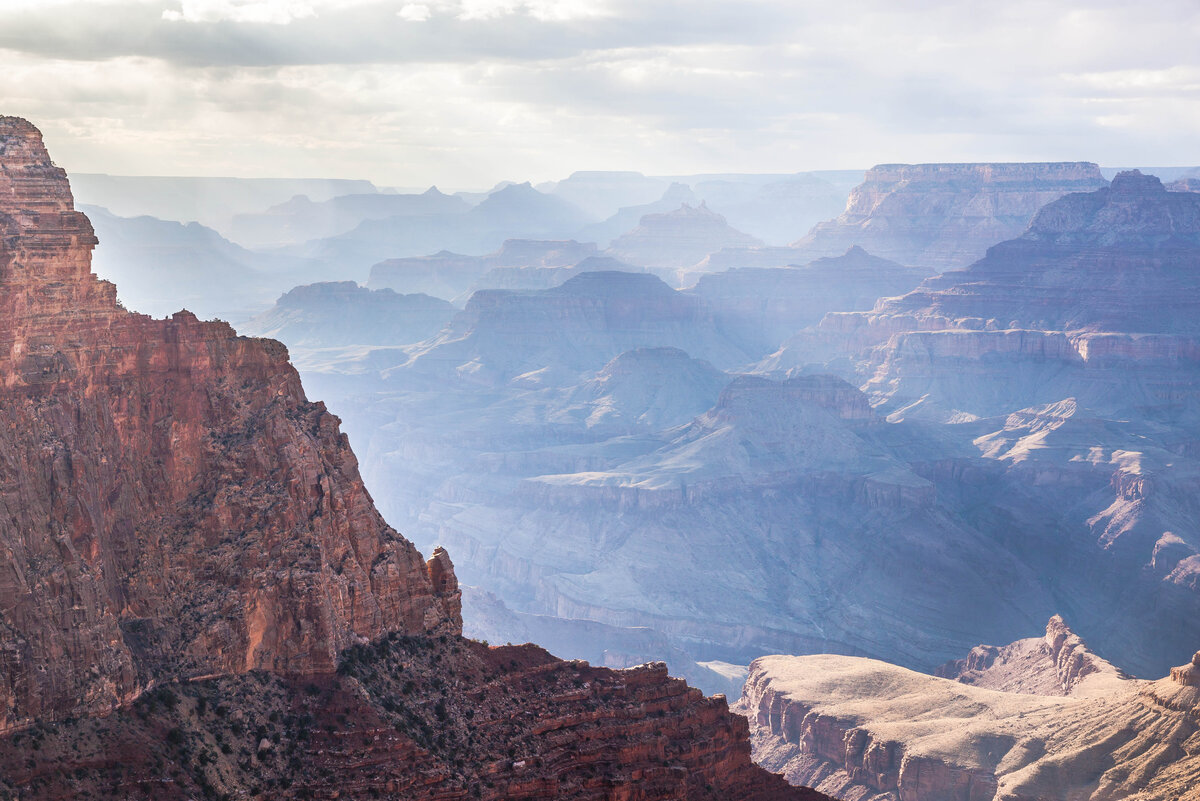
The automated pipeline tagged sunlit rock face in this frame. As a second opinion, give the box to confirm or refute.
[0,116,461,731]
[735,619,1200,801]
[791,162,1108,271]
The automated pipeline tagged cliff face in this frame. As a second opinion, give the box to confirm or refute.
[791,162,1108,270]
[0,116,829,801]
[0,116,460,731]
[240,280,456,348]
[736,623,1200,801]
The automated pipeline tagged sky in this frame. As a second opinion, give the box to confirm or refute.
[0,0,1198,188]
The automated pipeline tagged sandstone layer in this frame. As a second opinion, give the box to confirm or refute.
[736,621,1200,801]
[753,175,1200,675]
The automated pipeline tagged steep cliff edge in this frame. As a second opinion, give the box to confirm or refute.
[736,625,1200,801]
[0,116,460,730]
[0,116,826,800]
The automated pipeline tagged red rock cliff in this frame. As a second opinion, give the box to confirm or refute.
[0,116,459,731]
[0,117,832,801]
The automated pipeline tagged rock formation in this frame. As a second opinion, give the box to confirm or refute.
[791,162,1108,270]
[81,204,293,321]
[736,621,1200,801]
[757,171,1200,677]
[0,116,830,801]
[933,615,1125,697]
[300,184,595,281]
[689,246,932,356]
[0,115,459,731]
[607,202,763,278]
[402,270,755,381]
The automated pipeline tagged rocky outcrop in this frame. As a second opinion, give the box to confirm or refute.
[0,116,828,801]
[935,616,1125,697]
[1169,651,1200,686]
[366,249,491,300]
[403,270,754,381]
[0,115,458,731]
[736,631,1200,801]
[0,637,829,800]
[791,162,1108,271]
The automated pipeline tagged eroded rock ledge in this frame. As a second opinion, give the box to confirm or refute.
[735,620,1200,801]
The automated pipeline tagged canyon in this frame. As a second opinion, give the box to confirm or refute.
[51,140,1200,798]
[0,116,831,799]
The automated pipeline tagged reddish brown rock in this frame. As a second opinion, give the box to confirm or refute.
[0,638,830,801]
[0,116,459,731]
[0,116,829,801]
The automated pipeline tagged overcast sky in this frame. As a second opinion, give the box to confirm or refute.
[1,0,1197,188]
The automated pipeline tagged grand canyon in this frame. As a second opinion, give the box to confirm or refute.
[3,48,1200,801]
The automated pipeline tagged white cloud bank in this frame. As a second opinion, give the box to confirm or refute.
[0,0,1197,186]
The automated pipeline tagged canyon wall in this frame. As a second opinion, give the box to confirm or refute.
[791,162,1108,270]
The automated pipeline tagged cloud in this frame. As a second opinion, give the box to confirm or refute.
[0,0,1198,187]
[162,0,317,24]
[397,3,431,22]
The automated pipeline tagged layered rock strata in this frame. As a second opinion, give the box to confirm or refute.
[0,115,459,731]
[791,162,1108,270]
[935,615,1125,697]
[736,624,1200,801]
[689,246,932,356]
[760,171,1200,677]
[1,636,828,800]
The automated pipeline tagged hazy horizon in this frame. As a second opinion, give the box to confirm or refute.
[2,0,1198,187]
